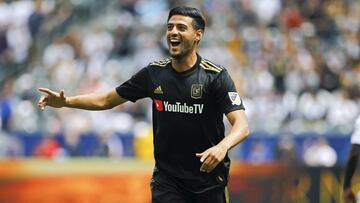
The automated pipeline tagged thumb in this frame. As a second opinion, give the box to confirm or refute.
[60,90,65,99]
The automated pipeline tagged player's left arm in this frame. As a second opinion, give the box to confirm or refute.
[196,109,249,173]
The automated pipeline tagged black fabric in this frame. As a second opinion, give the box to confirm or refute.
[344,144,360,188]
[151,169,227,203]
[116,54,245,194]
[115,67,149,102]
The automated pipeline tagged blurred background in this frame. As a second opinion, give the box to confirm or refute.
[0,0,359,202]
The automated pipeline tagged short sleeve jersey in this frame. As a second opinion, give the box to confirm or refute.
[116,54,245,194]
[351,115,360,144]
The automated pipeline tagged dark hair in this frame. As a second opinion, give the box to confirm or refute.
[167,6,206,31]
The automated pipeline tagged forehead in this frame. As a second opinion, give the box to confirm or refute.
[168,15,193,26]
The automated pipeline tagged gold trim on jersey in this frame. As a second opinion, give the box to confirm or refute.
[225,186,229,203]
[200,59,222,73]
[149,58,171,67]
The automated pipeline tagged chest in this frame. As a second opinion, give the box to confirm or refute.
[148,69,215,115]
[149,70,210,102]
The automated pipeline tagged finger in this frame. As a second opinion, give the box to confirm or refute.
[204,156,218,173]
[206,157,217,169]
[38,99,46,106]
[38,102,46,110]
[206,159,220,173]
[200,155,214,172]
[60,90,65,99]
[200,163,207,172]
[200,164,210,173]
[199,152,209,163]
[200,162,214,173]
[38,101,46,111]
[40,103,46,111]
[38,96,47,104]
[38,101,44,109]
[200,149,213,162]
[38,88,57,96]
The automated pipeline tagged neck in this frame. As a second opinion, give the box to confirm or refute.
[172,52,197,72]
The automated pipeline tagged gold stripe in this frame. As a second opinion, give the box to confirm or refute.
[158,58,171,62]
[200,63,220,73]
[225,186,230,203]
[151,60,170,65]
[202,58,220,68]
[150,62,167,66]
[152,58,171,64]
[156,60,171,65]
[200,63,212,72]
[202,59,222,71]
[150,59,171,67]
[200,62,221,73]
[202,61,221,71]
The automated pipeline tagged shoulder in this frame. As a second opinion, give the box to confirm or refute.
[199,57,225,74]
[148,57,172,68]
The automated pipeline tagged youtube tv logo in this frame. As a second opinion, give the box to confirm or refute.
[154,100,163,111]
[153,99,204,114]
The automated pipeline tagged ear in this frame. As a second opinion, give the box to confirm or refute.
[195,29,203,43]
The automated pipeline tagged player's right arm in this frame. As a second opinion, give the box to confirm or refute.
[37,88,127,111]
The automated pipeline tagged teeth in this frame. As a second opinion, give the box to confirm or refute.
[170,39,180,42]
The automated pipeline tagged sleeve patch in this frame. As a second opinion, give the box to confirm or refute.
[228,92,242,105]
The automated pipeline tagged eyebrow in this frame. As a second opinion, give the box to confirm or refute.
[167,22,188,28]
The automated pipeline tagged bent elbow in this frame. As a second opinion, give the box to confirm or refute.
[102,92,117,110]
[243,125,250,138]
[103,100,116,110]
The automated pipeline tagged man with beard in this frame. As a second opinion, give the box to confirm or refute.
[38,6,249,203]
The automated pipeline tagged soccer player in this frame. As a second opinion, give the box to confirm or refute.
[343,115,360,203]
[38,6,249,203]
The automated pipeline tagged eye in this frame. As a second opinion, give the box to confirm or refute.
[167,24,173,31]
[178,26,187,31]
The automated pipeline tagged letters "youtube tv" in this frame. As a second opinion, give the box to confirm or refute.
[154,100,204,114]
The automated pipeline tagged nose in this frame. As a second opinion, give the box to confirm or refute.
[168,27,179,36]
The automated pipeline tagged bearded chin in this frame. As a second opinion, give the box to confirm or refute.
[170,47,192,60]
[170,52,185,60]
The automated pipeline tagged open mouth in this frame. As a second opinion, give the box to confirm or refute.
[170,39,181,48]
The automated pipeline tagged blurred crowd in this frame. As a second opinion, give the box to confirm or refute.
[0,0,359,162]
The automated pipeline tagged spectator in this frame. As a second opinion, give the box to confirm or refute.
[303,137,337,167]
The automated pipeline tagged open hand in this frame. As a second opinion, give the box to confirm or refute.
[196,144,228,173]
[38,88,66,110]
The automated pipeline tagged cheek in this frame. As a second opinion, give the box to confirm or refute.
[185,34,196,44]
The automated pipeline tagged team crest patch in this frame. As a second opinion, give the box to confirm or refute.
[228,92,242,105]
[191,84,203,99]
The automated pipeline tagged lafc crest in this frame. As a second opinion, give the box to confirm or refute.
[191,84,203,99]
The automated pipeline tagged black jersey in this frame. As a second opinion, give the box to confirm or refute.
[116,54,245,194]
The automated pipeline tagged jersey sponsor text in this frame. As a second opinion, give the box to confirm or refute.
[154,100,204,114]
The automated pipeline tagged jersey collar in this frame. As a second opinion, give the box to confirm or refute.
[170,53,201,77]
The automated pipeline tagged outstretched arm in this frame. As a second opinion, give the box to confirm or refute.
[38,88,127,111]
[196,109,250,173]
[343,144,360,203]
